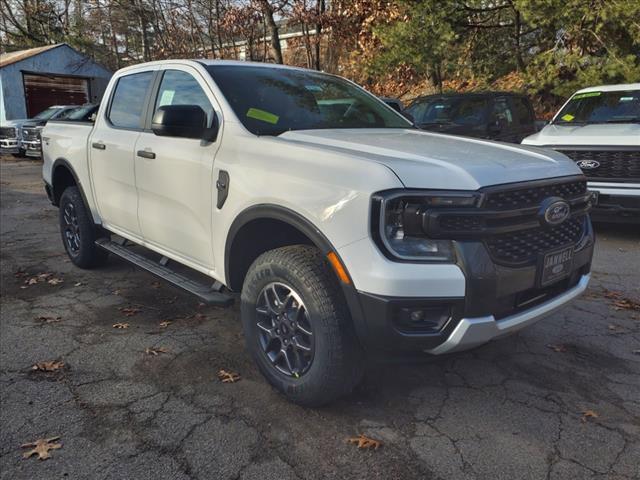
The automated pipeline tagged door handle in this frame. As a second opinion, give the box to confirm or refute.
[137,150,156,159]
[92,142,106,150]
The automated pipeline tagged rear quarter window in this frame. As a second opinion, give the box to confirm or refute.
[108,72,154,129]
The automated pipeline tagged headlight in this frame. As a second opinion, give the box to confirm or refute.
[374,191,479,262]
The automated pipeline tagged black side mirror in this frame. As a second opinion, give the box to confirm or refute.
[152,105,209,139]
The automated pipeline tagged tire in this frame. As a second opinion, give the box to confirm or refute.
[241,245,364,406]
[59,186,108,268]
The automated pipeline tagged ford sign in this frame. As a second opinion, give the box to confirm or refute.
[544,200,571,226]
[576,159,600,170]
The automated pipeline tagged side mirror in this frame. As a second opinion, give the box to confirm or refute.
[152,105,209,139]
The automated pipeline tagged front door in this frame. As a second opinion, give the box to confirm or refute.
[90,70,155,238]
[490,97,518,142]
[134,67,221,268]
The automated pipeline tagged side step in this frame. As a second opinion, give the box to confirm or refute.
[95,238,234,306]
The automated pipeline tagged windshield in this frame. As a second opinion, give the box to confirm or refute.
[32,107,64,121]
[554,90,640,124]
[206,65,411,135]
[407,97,488,126]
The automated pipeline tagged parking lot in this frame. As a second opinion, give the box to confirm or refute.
[0,156,638,480]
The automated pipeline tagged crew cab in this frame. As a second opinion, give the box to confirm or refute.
[407,92,538,143]
[42,60,594,406]
[523,84,640,223]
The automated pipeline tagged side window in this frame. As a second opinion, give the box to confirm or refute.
[108,71,154,129]
[511,97,534,125]
[154,70,215,126]
[492,98,514,127]
[407,101,429,124]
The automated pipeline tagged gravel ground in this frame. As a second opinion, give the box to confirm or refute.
[1,156,639,480]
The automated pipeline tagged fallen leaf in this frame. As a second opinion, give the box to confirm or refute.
[581,409,599,422]
[21,436,62,460]
[546,344,568,353]
[217,369,241,383]
[347,434,382,450]
[74,282,83,287]
[612,299,640,311]
[151,281,161,289]
[145,347,169,356]
[159,321,172,328]
[35,316,61,324]
[113,289,121,296]
[194,313,206,320]
[608,324,621,331]
[119,307,140,317]
[31,361,65,372]
[47,278,63,286]
[112,323,129,329]
[14,269,28,278]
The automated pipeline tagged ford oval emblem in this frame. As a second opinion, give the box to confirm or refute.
[576,159,600,170]
[544,200,571,226]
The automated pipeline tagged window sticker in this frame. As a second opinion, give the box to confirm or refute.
[246,108,279,124]
[561,114,575,122]
[159,90,175,106]
[572,91,601,100]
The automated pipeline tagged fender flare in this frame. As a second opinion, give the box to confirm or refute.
[51,158,93,217]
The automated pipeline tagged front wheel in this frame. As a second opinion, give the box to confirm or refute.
[59,186,108,268]
[241,245,364,406]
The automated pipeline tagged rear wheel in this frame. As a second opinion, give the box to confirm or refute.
[241,245,363,406]
[59,186,108,268]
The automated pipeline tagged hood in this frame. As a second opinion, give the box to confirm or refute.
[278,128,581,190]
[22,120,47,128]
[2,119,29,128]
[523,123,640,147]
[418,122,486,138]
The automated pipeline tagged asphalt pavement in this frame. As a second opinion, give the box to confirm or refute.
[1,156,639,480]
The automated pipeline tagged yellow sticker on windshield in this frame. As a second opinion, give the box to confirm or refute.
[561,114,575,122]
[246,108,279,124]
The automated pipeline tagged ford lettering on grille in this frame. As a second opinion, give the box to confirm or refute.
[576,159,600,170]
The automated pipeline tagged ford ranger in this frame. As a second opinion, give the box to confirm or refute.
[42,60,594,406]
[523,84,640,223]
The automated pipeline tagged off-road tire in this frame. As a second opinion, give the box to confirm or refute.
[59,186,108,268]
[241,245,364,406]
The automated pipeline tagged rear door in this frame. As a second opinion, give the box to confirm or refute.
[134,66,222,269]
[490,97,518,142]
[509,96,536,142]
[89,69,156,239]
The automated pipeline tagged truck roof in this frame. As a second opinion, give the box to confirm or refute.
[574,83,640,94]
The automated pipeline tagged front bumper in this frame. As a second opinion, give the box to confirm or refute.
[0,139,20,153]
[22,140,42,157]
[589,183,640,223]
[341,219,594,355]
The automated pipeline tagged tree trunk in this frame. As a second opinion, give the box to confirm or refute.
[259,0,283,64]
[314,0,325,70]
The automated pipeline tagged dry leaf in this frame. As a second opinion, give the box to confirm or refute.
[119,307,140,317]
[194,313,206,320]
[613,299,640,311]
[159,321,172,328]
[31,361,65,372]
[47,278,63,286]
[145,347,169,356]
[546,344,568,353]
[581,409,599,422]
[21,436,62,460]
[347,434,382,450]
[112,323,129,329]
[151,281,161,289]
[74,282,83,287]
[217,369,241,383]
[35,316,61,324]
[113,289,121,296]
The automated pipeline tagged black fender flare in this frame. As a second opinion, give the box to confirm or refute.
[50,158,93,218]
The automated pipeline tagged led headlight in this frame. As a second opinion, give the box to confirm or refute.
[375,191,479,262]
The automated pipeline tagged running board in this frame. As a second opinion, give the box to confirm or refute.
[95,238,233,306]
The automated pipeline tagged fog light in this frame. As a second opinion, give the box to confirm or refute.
[393,305,451,333]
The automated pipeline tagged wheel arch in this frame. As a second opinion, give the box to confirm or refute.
[51,158,95,220]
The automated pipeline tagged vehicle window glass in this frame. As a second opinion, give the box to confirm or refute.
[108,72,154,129]
[554,90,640,124]
[492,98,514,126]
[512,97,533,125]
[32,107,63,120]
[154,70,215,126]
[408,97,488,126]
[206,65,410,135]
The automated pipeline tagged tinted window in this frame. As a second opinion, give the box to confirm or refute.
[511,97,533,125]
[206,65,410,135]
[109,72,154,129]
[154,70,215,126]
[492,98,514,126]
[554,90,640,124]
[32,107,65,121]
[408,97,488,126]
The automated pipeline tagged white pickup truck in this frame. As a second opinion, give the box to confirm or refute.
[42,60,594,405]
[523,84,640,223]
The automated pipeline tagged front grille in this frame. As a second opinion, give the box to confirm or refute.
[484,179,587,209]
[0,127,16,139]
[485,216,585,265]
[22,127,39,141]
[557,149,640,182]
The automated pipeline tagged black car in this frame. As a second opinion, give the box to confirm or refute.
[406,92,537,143]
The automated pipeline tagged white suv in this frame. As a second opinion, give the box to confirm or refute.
[523,84,640,223]
[42,60,594,405]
